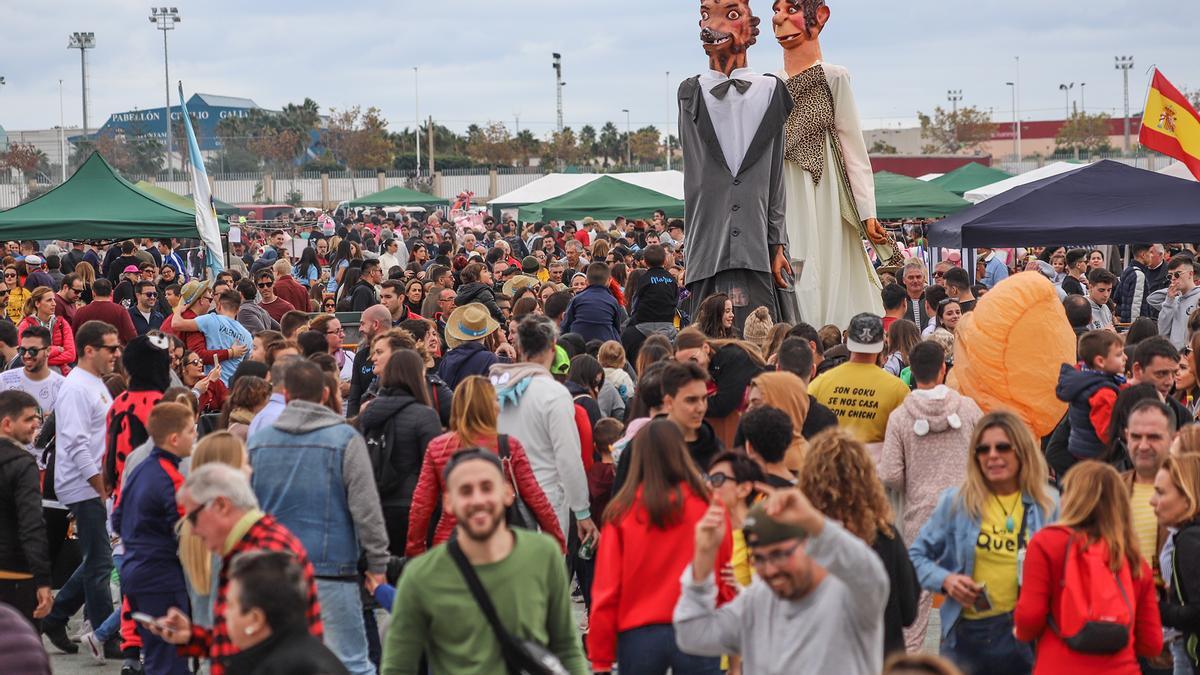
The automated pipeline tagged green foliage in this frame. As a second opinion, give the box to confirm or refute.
[869,140,898,154]
[918,105,996,154]
[1055,111,1114,156]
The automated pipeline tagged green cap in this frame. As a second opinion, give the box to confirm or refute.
[552,345,571,375]
[742,503,809,548]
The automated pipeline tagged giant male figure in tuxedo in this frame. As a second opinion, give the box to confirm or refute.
[679,0,799,327]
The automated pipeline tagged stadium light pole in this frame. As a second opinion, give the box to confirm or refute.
[59,79,67,181]
[1005,82,1018,161]
[67,32,95,136]
[149,8,181,181]
[413,66,420,176]
[1058,82,1074,118]
[1080,82,1086,113]
[1115,56,1135,154]
[622,109,632,167]
[946,89,963,150]
[665,71,672,171]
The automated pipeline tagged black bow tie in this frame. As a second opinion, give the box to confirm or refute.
[709,78,752,100]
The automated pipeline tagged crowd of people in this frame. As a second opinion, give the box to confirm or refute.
[0,215,1198,675]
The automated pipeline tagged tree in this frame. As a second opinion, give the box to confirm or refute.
[512,130,540,167]
[70,133,163,176]
[578,125,598,165]
[1055,110,1113,157]
[598,122,622,167]
[1,143,49,199]
[542,127,581,168]
[324,106,393,173]
[466,122,515,166]
[629,126,661,165]
[918,105,996,154]
[212,98,321,173]
[869,140,898,154]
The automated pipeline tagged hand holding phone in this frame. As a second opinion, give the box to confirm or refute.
[131,612,167,630]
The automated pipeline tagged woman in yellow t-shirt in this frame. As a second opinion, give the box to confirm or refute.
[909,411,1059,675]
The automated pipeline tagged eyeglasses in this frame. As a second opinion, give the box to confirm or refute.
[17,346,44,358]
[706,471,733,488]
[326,328,345,336]
[749,541,803,568]
[974,442,1015,455]
[70,286,84,293]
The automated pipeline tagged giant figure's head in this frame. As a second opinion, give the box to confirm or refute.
[771,0,829,50]
[699,0,761,74]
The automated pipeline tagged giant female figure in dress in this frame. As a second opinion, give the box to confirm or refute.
[773,0,901,328]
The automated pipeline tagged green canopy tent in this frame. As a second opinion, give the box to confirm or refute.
[928,162,1014,197]
[342,185,449,209]
[874,171,972,220]
[134,181,240,217]
[0,153,224,240]
[517,175,685,222]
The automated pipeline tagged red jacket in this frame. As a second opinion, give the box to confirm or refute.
[273,274,312,314]
[405,431,567,557]
[1014,525,1162,675]
[161,310,234,365]
[17,315,75,375]
[587,484,735,671]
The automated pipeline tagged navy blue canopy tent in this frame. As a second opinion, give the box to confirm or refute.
[927,160,1200,248]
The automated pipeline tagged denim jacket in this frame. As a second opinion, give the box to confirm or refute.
[909,486,1059,639]
[249,400,390,577]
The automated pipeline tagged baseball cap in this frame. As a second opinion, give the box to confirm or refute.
[846,313,885,354]
[742,503,809,547]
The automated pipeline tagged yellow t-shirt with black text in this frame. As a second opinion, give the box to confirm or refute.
[808,362,909,443]
[965,494,1024,619]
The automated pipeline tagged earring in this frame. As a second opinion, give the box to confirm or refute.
[244,626,255,636]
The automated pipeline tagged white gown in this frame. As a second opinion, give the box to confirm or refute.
[780,63,883,329]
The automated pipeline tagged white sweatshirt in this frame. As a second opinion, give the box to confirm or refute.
[53,367,113,505]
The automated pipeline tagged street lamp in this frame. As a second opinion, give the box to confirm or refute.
[1080,82,1087,114]
[149,8,181,180]
[946,89,963,149]
[622,109,632,167]
[1115,56,1135,154]
[413,66,420,175]
[1005,82,1018,161]
[67,32,96,136]
[1058,82,1075,119]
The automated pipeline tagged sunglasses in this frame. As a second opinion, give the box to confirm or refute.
[257,282,274,288]
[974,442,1015,455]
[17,346,44,358]
[98,344,122,354]
[933,271,945,278]
[185,359,204,367]
[142,292,158,298]
[3,273,15,278]
[185,500,210,526]
[706,472,733,488]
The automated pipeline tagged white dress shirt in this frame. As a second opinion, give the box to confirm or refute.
[697,68,777,176]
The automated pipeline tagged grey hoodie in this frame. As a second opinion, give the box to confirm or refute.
[270,400,391,574]
[1157,285,1200,350]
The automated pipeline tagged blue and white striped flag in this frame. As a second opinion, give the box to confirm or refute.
[178,82,225,276]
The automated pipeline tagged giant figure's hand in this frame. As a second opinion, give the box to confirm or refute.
[864,218,889,246]
[771,246,793,289]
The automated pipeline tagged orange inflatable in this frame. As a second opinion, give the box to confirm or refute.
[947,271,1076,438]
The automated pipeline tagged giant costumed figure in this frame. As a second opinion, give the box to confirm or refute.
[679,0,800,327]
[773,0,902,328]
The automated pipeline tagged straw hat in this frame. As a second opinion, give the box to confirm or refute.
[502,274,539,298]
[444,302,500,348]
[175,279,212,316]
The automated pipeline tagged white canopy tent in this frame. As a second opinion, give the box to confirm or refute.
[1159,162,1198,182]
[963,161,1084,204]
[916,173,944,182]
[489,171,684,215]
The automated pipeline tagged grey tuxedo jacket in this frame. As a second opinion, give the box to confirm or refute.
[677,75,793,286]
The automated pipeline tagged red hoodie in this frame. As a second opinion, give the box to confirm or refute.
[588,484,734,671]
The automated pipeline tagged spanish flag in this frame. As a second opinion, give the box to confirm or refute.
[1140,69,1200,181]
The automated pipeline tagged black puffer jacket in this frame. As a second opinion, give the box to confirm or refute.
[355,388,441,509]
[0,438,50,586]
[455,282,504,323]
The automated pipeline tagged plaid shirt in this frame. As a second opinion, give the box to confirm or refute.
[180,513,323,675]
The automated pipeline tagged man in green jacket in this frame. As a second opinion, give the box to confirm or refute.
[381,449,587,675]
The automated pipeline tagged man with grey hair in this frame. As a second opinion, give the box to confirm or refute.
[347,304,393,416]
[901,261,929,327]
[562,238,587,274]
[148,463,323,675]
[489,315,597,549]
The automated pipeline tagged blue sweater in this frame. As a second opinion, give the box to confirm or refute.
[113,447,187,594]
[561,285,623,343]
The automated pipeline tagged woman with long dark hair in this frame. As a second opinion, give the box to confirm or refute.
[293,247,321,288]
[694,292,737,340]
[1015,461,1162,672]
[588,418,734,675]
[354,349,442,556]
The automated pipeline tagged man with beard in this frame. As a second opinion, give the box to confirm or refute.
[674,486,888,675]
[679,0,798,327]
[380,449,588,674]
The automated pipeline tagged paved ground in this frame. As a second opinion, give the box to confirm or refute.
[46,615,122,675]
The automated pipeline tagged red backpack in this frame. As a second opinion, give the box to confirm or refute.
[1048,526,1136,654]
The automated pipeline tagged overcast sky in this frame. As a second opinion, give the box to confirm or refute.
[2,0,1198,137]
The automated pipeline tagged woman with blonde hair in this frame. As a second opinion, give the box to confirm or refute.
[1152,454,1200,674]
[1015,461,1163,672]
[910,411,1058,674]
[17,286,75,374]
[179,431,250,629]
[741,371,809,470]
[404,375,565,556]
[800,428,919,658]
[73,260,97,304]
[761,322,793,365]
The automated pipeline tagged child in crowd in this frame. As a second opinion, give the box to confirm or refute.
[597,341,635,408]
[1055,329,1126,463]
[576,416,623,621]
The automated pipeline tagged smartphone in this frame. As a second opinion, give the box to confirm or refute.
[131,612,166,630]
[321,266,331,277]
[973,583,992,612]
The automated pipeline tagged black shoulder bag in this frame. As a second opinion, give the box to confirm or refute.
[497,435,535,531]
[446,536,569,675]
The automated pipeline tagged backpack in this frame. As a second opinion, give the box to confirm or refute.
[1048,526,1136,654]
[363,400,413,498]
